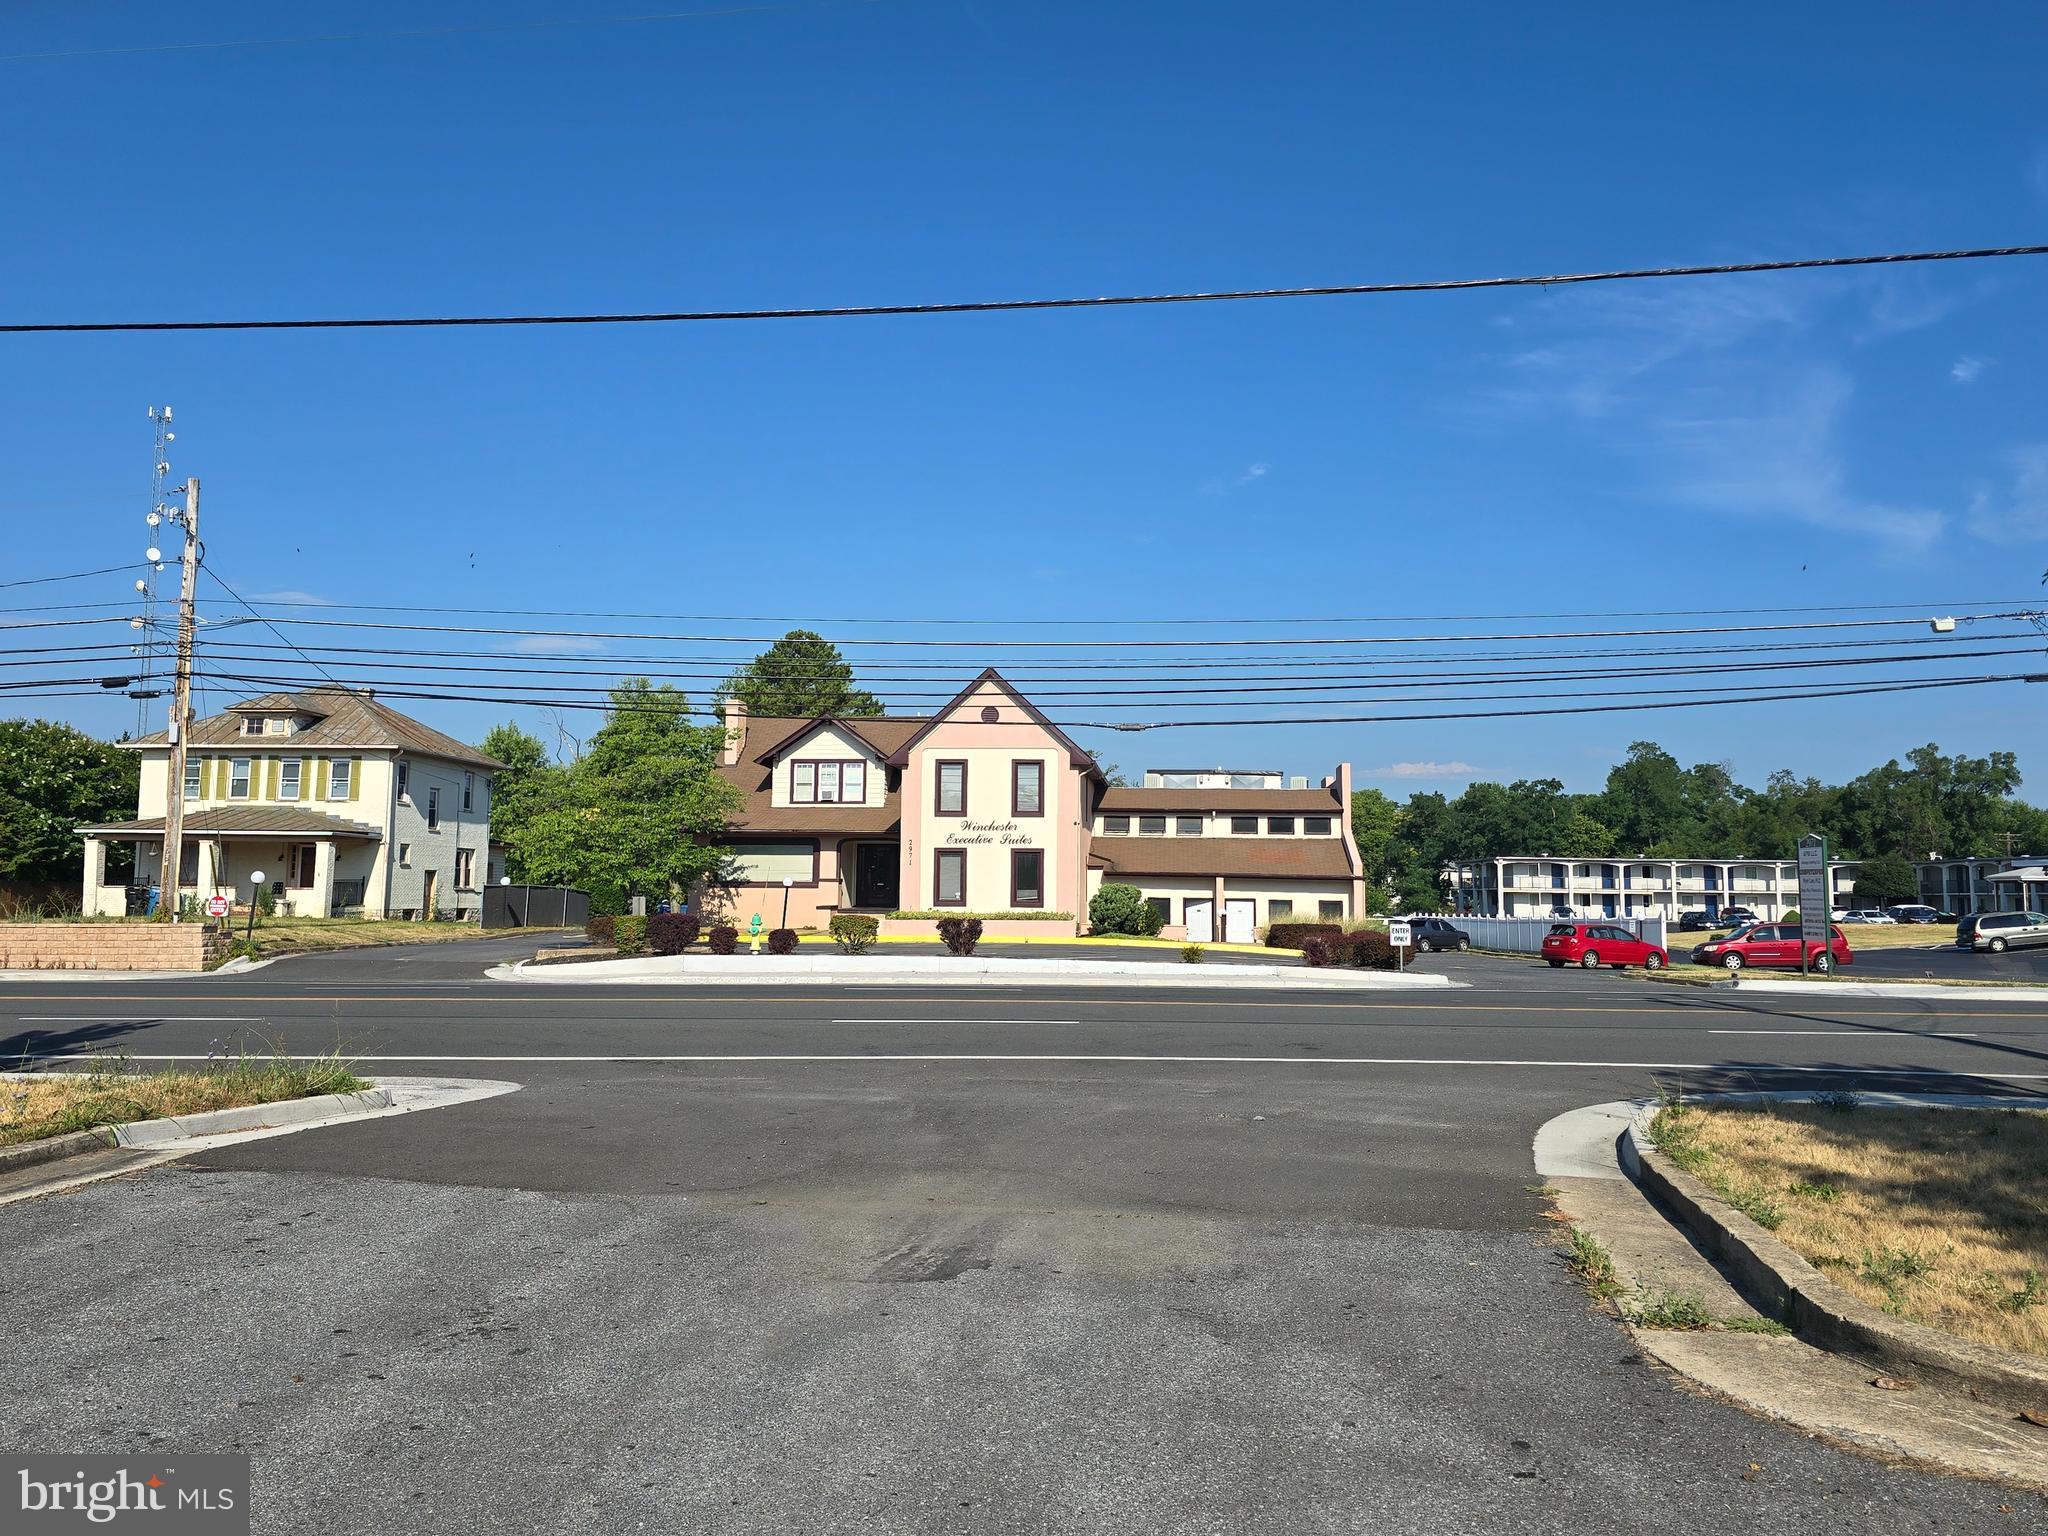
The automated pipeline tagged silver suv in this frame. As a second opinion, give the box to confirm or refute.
[1956,911,2048,953]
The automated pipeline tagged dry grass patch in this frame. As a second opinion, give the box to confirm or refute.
[243,919,563,954]
[1650,1099,2048,1357]
[1,1052,366,1147]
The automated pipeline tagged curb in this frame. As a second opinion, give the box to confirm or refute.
[488,957,1457,989]
[1,1089,396,1165]
[0,1127,116,1174]
[1621,1110,2048,1417]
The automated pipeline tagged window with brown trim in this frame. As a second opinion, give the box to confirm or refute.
[1139,815,1167,836]
[1305,815,1332,836]
[1012,760,1044,817]
[1010,848,1043,908]
[1319,899,1344,919]
[934,848,966,906]
[1268,898,1294,920]
[1267,816,1296,835]
[1175,815,1202,836]
[1103,814,1130,834]
[1144,897,1171,927]
[935,760,967,816]
[1230,815,1257,835]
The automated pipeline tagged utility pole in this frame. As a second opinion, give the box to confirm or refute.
[160,477,200,920]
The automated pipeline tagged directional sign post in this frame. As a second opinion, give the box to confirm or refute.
[1796,834,1830,978]
[1387,919,1412,971]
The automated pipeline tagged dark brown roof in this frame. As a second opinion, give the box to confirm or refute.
[1089,836,1354,880]
[1099,786,1344,812]
[82,807,382,838]
[125,685,504,770]
[884,669,1102,775]
[716,713,915,837]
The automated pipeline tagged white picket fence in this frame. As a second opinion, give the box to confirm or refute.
[1446,915,1669,954]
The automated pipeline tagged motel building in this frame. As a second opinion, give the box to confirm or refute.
[706,669,1368,941]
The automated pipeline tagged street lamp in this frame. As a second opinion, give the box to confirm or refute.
[781,877,793,928]
[246,870,266,942]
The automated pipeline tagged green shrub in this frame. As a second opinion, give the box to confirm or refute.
[1089,882,1161,936]
[585,914,616,948]
[1181,943,1205,964]
[646,913,699,954]
[613,915,648,957]
[885,910,1073,921]
[1266,922,1343,951]
[830,913,879,954]
[937,916,983,955]
[767,927,798,955]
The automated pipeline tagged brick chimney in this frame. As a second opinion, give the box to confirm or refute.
[720,696,747,766]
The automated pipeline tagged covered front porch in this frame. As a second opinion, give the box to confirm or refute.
[80,807,383,920]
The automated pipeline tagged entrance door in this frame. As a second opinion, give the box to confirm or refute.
[292,844,317,888]
[1223,899,1255,945]
[422,869,439,918]
[854,844,900,909]
[1185,899,1214,943]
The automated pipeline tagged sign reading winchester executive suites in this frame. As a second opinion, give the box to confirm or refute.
[942,819,1037,848]
[6,1455,249,1534]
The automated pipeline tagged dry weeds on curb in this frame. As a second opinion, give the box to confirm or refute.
[1648,1098,2048,1358]
[2,1049,366,1147]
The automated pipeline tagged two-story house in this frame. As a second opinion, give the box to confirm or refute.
[79,684,503,920]
[707,668,1367,940]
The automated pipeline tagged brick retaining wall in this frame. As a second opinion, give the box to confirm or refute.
[0,922,226,972]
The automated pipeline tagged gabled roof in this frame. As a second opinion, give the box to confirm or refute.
[81,806,383,838]
[882,668,1102,775]
[751,713,928,766]
[715,713,918,837]
[124,684,504,770]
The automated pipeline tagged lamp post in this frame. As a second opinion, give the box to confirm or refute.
[246,870,266,943]
[780,877,793,929]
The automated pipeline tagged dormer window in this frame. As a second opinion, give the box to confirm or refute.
[241,716,262,736]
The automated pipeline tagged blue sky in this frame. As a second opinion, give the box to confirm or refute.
[4,0,2047,796]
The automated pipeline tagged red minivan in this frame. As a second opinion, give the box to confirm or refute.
[1690,922,1854,973]
[1542,922,1669,971]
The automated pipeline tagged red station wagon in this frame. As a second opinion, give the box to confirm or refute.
[1542,922,1669,971]
[1690,922,1854,973]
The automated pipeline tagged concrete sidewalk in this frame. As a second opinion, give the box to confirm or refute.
[492,954,1458,988]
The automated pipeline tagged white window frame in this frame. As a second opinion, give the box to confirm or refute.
[792,762,816,802]
[327,758,352,801]
[818,762,841,803]
[183,757,202,801]
[229,757,252,799]
[842,761,866,803]
[455,848,475,889]
[278,758,302,800]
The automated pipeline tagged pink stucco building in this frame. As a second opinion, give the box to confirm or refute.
[704,669,1367,942]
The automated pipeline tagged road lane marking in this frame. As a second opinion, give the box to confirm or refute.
[831,1018,1083,1025]
[1707,1029,1980,1037]
[12,1052,2048,1079]
[16,1014,267,1022]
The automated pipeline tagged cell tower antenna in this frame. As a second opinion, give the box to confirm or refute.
[135,406,174,733]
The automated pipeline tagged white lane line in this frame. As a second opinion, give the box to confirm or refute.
[11,1052,2047,1077]
[831,1018,1083,1025]
[16,1014,267,1022]
[1707,1029,1979,1038]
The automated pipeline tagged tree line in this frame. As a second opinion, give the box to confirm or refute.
[1351,740,2047,912]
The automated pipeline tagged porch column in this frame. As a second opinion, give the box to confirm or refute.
[1213,874,1226,930]
[313,840,338,918]
[80,838,105,916]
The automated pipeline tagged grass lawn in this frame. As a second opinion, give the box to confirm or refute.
[1648,1099,2048,1358]
[237,917,567,955]
[1,1052,366,1148]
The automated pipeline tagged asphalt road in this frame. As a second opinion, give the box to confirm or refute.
[3,940,2045,1534]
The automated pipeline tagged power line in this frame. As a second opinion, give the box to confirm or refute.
[0,565,138,590]
[7,245,2045,335]
[199,569,344,689]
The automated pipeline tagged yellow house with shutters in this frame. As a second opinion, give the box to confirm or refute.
[79,685,504,920]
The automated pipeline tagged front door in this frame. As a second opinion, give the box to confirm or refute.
[854,844,900,909]
[422,869,439,918]
[1223,899,1254,945]
[1186,899,1214,943]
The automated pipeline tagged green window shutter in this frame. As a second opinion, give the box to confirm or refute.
[347,758,362,801]
[315,760,329,801]
[209,758,224,798]
[265,758,278,799]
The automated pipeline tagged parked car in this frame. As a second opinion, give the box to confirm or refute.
[1828,907,1850,922]
[1690,922,1853,973]
[1841,909,1896,925]
[1542,922,1669,971]
[1673,910,1712,931]
[1405,916,1471,953]
[1716,906,1760,927]
[1885,904,1944,924]
[1546,905,1575,920]
[1956,911,2048,953]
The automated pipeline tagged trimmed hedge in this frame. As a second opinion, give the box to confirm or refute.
[937,916,983,955]
[647,912,700,955]
[707,924,739,956]
[585,914,616,948]
[1300,931,1399,970]
[887,910,1073,921]
[613,915,648,957]
[1266,922,1344,951]
[767,927,798,956]
[830,913,879,954]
